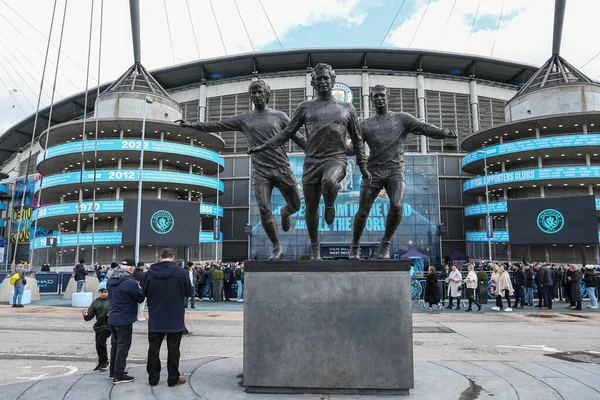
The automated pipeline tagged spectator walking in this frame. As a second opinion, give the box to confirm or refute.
[234,263,244,302]
[584,265,598,309]
[82,281,111,372]
[464,265,481,312]
[208,264,218,301]
[535,263,553,310]
[445,264,462,310]
[134,262,147,321]
[74,259,87,293]
[10,267,27,308]
[223,263,234,301]
[491,266,514,312]
[424,266,441,311]
[143,249,194,387]
[490,265,499,299]
[567,264,582,311]
[108,259,145,384]
[439,264,449,306]
[185,262,199,308]
[512,264,525,309]
[523,264,534,306]
[198,265,208,300]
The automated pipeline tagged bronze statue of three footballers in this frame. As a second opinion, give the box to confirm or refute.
[182,63,456,260]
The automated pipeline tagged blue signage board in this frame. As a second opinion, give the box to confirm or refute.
[462,134,600,167]
[213,218,221,241]
[32,231,223,249]
[464,166,600,191]
[35,170,224,193]
[467,230,600,243]
[465,199,600,216]
[38,139,224,167]
[34,272,59,292]
[33,201,223,220]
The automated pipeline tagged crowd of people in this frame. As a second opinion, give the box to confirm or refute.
[423,262,598,312]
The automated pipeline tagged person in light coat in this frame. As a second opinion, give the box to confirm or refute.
[445,264,463,310]
[464,265,481,312]
[491,266,514,312]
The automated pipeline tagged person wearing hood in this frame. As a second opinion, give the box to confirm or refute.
[108,258,145,384]
[584,265,598,309]
[143,248,194,388]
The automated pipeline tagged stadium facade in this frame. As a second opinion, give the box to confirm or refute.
[12,47,598,265]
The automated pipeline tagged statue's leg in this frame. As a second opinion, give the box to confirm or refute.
[379,174,406,259]
[276,178,301,233]
[254,180,284,260]
[303,183,322,260]
[320,160,347,225]
[349,184,380,259]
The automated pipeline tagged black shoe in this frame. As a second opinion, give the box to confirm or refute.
[518,306,524,309]
[93,364,101,372]
[477,305,482,311]
[113,375,134,384]
[184,305,188,308]
[191,305,195,309]
[17,305,24,308]
[465,309,472,312]
[445,306,452,309]
[99,362,109,371]
[11,304,17,308]
[455,307,460,310]
[108,374,114,380]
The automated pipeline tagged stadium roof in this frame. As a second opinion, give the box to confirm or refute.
[0,47,540,166]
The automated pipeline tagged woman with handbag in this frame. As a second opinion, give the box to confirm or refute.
[491,266,514,312]
[424,266,441,311]
[464,265,482,312]
[445,264,463,310]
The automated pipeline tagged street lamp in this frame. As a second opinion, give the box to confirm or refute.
[134,96,153,264]
[477,151,492,262]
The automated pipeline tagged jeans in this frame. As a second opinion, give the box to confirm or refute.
[13,285,24,305]
[137,299,146,320]
[110,324,133,379]
[524,287,533,305]
[236,280,243,300]
[95,328,111,365]
[76,280,85,292]
[147,331,183,386]
[587,287,598,307]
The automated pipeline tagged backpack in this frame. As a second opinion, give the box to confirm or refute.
[9,273,20,285]
[234,267,242,280]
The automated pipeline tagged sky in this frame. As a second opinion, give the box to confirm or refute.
[1,0,600,134]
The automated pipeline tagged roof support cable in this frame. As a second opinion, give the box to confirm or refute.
[490,0,505,56]
[409,0,432,48]
[185,0,201,60]
[10,0,58,270]
[90,0,104,267]
[0,75,28,116]
[258,0,283,50]
[75,0,96,264]
[379,0,407,47]
[234,0,255,52]
[437,0,456,49]
[0,62,36,110]
[163,0,176,64]
[465,0,482,53]
[30,0,70,263]
[209,0,228,55]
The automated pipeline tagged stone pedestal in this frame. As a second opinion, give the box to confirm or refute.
[243,260,413,396]
[9,290,32,305]
[62,275,99,300]
[0,273,40,302]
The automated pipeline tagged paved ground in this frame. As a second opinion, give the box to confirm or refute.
[0,298,599,399]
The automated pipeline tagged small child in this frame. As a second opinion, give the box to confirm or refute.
[82,281,111,371]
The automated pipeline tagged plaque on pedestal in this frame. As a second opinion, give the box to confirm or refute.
[243,259,413,395]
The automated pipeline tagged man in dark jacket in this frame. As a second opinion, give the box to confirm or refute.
[523,264,534,306]
[134,262,147,322]
[74,259,87,292]
[143,248,194,387]
[197,264,208,300]
[108,258,145,384]
[511,264,525,309]
[535,263,553,310]
[223,263,234,301]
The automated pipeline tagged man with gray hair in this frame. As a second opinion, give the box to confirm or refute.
[176,80,306,260]
[348,84,457,259]
[144,248,194,387]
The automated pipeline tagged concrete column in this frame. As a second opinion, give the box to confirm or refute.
[361,71,370,119]
[199,84,207,122]
[119,129,124,139]
[583,124,588,134]
[501,162,506,172]
[115,187,120,199]
[305,73,313,101]
[540,186,545,197]
[417,74,427,154]
[160,132,165,142]
[469,79,479,132]
[535,128,540,138]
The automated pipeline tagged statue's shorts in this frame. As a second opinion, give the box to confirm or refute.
[252,165,298,189]
[360,166,406,190]
[301,158,347,185]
